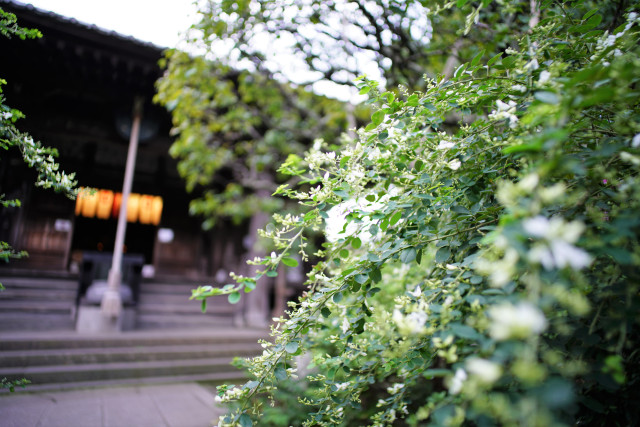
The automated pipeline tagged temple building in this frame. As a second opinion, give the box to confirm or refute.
[0,0,294,330]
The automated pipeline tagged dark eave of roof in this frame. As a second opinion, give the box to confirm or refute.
[0,0,166,61]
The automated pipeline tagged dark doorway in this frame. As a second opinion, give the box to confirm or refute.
[71,216,156,264]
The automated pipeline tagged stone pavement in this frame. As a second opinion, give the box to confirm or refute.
[0,382,225,427]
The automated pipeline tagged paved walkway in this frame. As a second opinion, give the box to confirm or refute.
[0,382,224,427]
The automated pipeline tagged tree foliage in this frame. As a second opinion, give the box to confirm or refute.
[0,7,76,392]
[192,0,520,90]
[189,1,640,425]
[155,50,356,229]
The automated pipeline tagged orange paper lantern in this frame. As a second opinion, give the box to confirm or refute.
[74,187,86,216]
[151,196,163,226]
[95,190,114,220]
[138,195,154,224]
[112,192,122,218]
[80,189,98,218]
[126,193,140,223]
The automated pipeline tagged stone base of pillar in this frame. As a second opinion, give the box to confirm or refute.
[76,305,136,333]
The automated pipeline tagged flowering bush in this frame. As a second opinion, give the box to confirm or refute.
[192,2,640,425]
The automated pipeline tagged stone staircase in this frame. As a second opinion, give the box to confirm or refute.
[0,275,239,331]
[0,328,266,392]
[0,275,266,391]
[136,281,238,329]
[0,276,77,332]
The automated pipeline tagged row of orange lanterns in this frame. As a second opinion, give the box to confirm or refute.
[75,188,163,225]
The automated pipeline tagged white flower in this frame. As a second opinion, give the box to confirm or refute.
[524,58,539,71]
[512,84,527,93]
[523,216,591,270]
[449,368,467,395]
[437,140,455,150]
[334,382,350,391]
[558,243,591,269]
[496,100,517,113]
[448,159,462,170]
[387,383,404,395]
[1,111,12,120]
[465,358,502,384]
[523,216,550,237]
[393,308,428,335]
[408,285,422,298]
[632,133,640,148]
[519,173,539,192]
[488,301,547,341]
[341,317,350,334]
[489,100,519,128]
[538,70,551,84]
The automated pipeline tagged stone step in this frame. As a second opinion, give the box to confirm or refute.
[0,287,76,300]
[0,342,262,367]
[0,371,244,393]
[0,300,73,312]
[0,277,78,290]
[136,313,235,330]
[0,312,76,332]
[0,328,268,351]
[137,302,235,315]
[0,356,241,385]
[139,282,202,295]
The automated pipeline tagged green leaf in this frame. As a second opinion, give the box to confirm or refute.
[285,341,299,354]
[200,299,207,313]
[534,91,560,104]
[365,194,376,202]
[369,268,382,283]
[399,248,417,264]
[333,292,343,303]
[266,270,278,277]
[371,110,385,127]
[274,365,288,381]
[339,249,349,258]
[470,49,485,67]
[389,211,402,226]
[502,56,517,69]
[321,307,331,318]
[351,237,362,249]
[238,414,253,427]
[488,52,502,66]
[282,257,299,267]
[228,292,241,304]
[435,247,451,264]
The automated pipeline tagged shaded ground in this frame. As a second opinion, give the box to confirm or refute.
[0,382,225,427]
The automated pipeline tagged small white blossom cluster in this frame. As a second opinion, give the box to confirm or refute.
[591,12,639,65]
[448,358,502,395]
[489,100,518,129]
[466,358,502,384]
[488,301,547,340]
[448,368,467,394]
[537,70,551,85]
[387,382,404,395]
[305,149,336,171]
[1,111,12,120]
[523,215,591,270]
[475,237,519,287]
[392,305,428,336]
[20,135,76,192]
[214,385,245,403]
